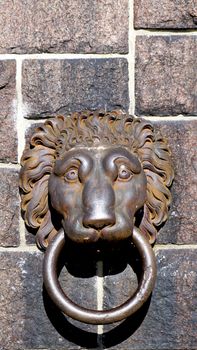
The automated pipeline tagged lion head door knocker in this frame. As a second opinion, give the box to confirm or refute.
[19,110,174,324]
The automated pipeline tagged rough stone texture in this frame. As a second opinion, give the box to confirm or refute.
[155,120,197,244]
[22,59,129,118]
[0,168,20,247]
[0,0,128,54]
[102,244,139,312]
[0,251,98,350]
[135,36,197,116]
[0,60,17,163]
[134,0,197,29]
[102,249,197,349]
[25,227,36,245]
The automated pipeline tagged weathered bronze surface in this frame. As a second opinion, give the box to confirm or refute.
[19,110,174,324]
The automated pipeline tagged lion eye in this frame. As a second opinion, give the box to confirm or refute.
[64,167,79,182]
[118,165,133,181]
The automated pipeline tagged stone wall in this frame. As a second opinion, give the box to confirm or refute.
[0,1,196,349]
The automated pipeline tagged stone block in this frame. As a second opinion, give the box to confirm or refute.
[155,120,197,244]
[0,251,98,349]
[0,0,128,54]
[0,60,17,163]
[102,249,197,349]
[22,59,129,118]
[134,0,197,29]
[0,168,20,247]
[135,36,197,116]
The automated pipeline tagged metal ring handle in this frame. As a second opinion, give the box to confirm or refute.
[43,227,157,324]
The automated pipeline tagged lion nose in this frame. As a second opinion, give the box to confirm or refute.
[83,211,115,230]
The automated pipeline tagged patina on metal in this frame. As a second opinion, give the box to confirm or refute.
[19,110,174,325]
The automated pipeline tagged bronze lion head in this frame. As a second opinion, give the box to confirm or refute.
[19,110,174,250]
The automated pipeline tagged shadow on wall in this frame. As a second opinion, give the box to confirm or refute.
[43,239,152,348]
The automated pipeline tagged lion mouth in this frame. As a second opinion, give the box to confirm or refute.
[62,216,133,243]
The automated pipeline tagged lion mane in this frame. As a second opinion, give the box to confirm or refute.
[19,110,174,250]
